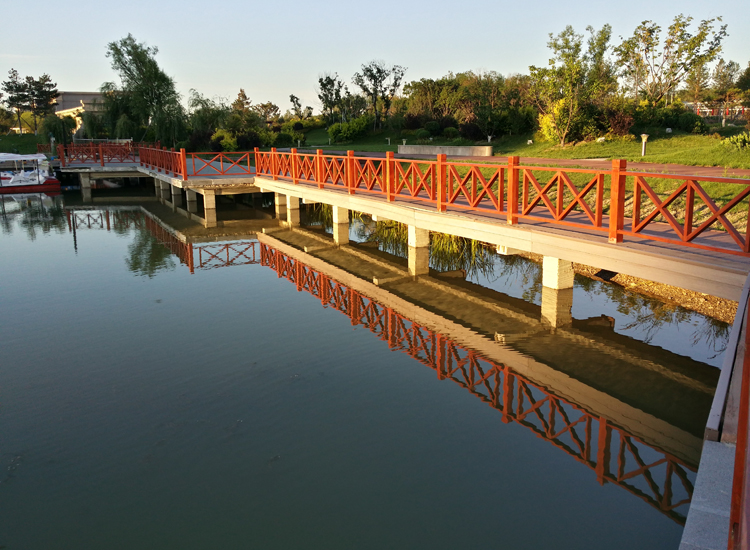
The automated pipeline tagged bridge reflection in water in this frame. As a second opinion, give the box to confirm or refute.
[62,206,722,526]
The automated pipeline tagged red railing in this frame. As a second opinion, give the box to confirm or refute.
[62,144,750,257]
[259,241,697,525]
[58,142,158,167]
[252,149,750,257]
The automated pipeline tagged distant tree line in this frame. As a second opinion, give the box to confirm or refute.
[4,15,749,151]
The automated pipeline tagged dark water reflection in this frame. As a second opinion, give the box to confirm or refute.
[0,198,729,550]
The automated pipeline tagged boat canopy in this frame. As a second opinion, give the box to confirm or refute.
[0,153,47,162]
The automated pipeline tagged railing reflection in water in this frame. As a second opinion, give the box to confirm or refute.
[259,241,696,525]
[60,208,699,524]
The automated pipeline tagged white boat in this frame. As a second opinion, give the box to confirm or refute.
[0,153,61,194]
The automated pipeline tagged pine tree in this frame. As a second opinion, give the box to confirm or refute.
[1,69,29,133]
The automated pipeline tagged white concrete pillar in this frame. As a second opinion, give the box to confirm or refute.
[171,185,183,208]
[274,192,287,220]
[286,195,300,227]
[541,287,574,328]
[186,189,198,213]
[203,190,217,228]
[332,206,349,245]
[79,173,92,203]
[542,256,575,290]
[408,225,430,277]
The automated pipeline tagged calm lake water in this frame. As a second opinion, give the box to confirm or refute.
[0,194,728,549]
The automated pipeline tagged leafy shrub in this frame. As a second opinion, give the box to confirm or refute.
[403,113,424,130]
[415,129,431,140]
[292,121,304,132]
[424,121,441,136]
[443,127,459,139]
[237,130,262,150]
[210,129,237,152]
[604,108,634,137]
[459,122,484,141]
[678,112,708,134]
[40,114,76,144]
[438,116,458,130]
[188,129,213,152]
[722,132,750,150]
[275,132,294,147]
[327,115,372,143]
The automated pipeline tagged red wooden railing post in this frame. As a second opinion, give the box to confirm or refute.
[291,148,298,184]
[385,151,395,202]
[254,147,260,176]
[595,417,611,485]
[507,156,519,224]
[436,153,447,212]
[608,159,627,244]
[347,150,355,195]
[501,365,514,424]
[57,145,66,167]
[180,148,188,181]
[315,149,325,189]
[271,147,278,180]
[99,143,104,167]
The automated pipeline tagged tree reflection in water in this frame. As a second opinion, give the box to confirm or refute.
[0,195,67,240]
[126,229,176,278]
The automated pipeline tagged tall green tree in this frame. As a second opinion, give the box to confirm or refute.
[317,73,344,125]
[529,25,611,145]
[104,34,185,143]
[352,61,406,130]
[26,74,59,135]
[1,69,29,133]
[682,62,711,104]
[709,58,741,124]
[615,15,727,104]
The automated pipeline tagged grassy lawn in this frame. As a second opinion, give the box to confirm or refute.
[491,131,750,170]
[303,124,750,170]
[0,134,43,154]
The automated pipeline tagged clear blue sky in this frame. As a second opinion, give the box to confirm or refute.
[1,0,747,113]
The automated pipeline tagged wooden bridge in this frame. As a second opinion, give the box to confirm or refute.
[58,143,750,302]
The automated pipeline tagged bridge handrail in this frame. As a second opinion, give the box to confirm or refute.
[253,148,750,257]
[63,145,750,256]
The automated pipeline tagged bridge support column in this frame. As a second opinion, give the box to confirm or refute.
[332,206,349,245]
[408,226,430,277]
[541,286,573,328]
[171,185,183,209]
[186,190,198,213]
[274,192,287,220]
[542,257,574,289]
[155,180,168,203]
[203,190,217,228]
[79,173,92,203]
[286,195,300,227]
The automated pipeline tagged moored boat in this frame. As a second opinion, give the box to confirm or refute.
[0,153,61,194]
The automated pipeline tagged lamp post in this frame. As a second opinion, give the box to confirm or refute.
[640,134,649,157]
